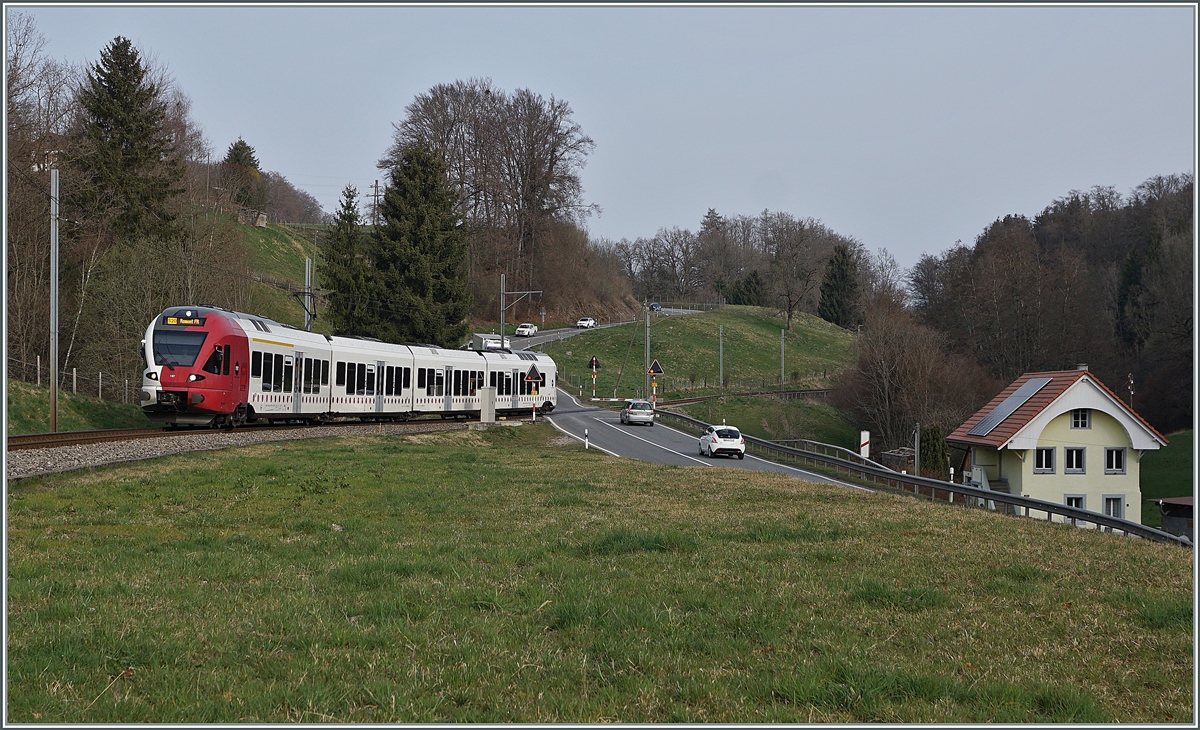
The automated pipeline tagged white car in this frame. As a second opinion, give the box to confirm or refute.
[699,425,746,459]
[576,317,596,329]
[514,323,538,337]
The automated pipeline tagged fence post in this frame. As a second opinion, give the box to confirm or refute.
[37,355,41,385]
[125,379,129,404]
[72,368,77,394]
[98,371,102,399]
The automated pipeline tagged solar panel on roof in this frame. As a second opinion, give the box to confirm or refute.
[966,377,1053,436]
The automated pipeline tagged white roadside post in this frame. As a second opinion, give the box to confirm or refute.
[860,430,870,459]
[584,428,589,450]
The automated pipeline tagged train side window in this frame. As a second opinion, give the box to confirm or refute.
[356,363,367,395]
[453,370,461,396]
[336,361,346,386]
[402,367,411,390]
[321,360,329,386]
[223,345,231,376]
[202,345,223,375]
[434,369,444,397]
[305,358,316,393]
[282,356,294,393]
[261,352,274,391]
[385,366,394,396]
[345,362,356,395]
[251,351,262,377]
[365,366,376,396]
[489,371,497,388]
[417,368,426,390]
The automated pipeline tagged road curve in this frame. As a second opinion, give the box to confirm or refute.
[546,388,870,491]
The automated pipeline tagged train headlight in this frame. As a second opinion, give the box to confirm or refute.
[146,371,159,381]
[186,373,205,382]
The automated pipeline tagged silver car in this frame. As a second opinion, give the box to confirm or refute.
[620,399,655,426]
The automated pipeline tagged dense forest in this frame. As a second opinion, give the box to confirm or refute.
[6,15,1192,438]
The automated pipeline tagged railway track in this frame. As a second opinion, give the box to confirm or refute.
[6,416,485,451]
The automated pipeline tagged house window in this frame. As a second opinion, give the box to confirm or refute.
[1065,447,1085,473]
[1103,495,1124,519]
[1034,447,1055,474]
[1105,448,1126,474]
[1070,408,1090,429]
[1065,494,1086,527]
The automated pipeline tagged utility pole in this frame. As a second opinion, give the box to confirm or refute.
[644,304,651,399]
[303,257,312,331]
[719,324,723,392]
[500,273,541,349]
[781,328,785,393]
[914,422,921,478]
[49,167,59,432]
[372,179,381,227]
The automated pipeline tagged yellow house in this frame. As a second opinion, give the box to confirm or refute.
[947,367,1167,526]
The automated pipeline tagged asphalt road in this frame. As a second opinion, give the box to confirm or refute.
[511,308,697,350]
[545,388,870,491]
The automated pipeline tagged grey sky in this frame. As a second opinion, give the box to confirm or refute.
[11,3,1196,268]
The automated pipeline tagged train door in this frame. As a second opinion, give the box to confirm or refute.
[291,352,304,414]
[375,360,385,413]
[511,368,520,410]
[444,366,453,412]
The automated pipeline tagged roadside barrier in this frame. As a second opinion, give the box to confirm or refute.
[653,408,1190,548]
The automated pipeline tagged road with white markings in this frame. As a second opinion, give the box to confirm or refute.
[545,388,870,490]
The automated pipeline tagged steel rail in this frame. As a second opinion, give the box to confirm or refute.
[654,409,1190,548]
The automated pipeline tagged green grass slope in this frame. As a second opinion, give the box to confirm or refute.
[543,306,854,401]
[1139,430,1194,529]
[6,378,153,435]
[679,395,860,450]
[6,424,1191,722]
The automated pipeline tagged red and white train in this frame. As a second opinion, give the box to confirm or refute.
[139,306,557,427]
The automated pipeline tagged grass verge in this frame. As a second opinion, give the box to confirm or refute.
[6,378,153,435]
[6,423,1192,722]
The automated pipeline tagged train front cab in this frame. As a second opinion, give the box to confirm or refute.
[141,308,248,426]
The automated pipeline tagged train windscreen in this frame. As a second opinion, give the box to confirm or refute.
[153,330,208,366]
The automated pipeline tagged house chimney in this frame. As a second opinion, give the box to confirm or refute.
[1076,363,1088,371]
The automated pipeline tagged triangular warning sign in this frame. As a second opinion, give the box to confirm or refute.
[525,364,542,382]
[648,359,665,374]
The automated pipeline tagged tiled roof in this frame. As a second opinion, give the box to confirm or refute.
[947,369,1167,448]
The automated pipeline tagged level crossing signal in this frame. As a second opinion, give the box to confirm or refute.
[648,358,664,374]
[589,356,599,369]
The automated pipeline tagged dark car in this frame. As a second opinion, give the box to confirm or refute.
[649,302,662,312]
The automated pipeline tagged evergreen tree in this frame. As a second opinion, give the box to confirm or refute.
[818,244,861,327]
[69,36,183,241]
[221,137,265,210]
[736,270,770,306]
[920,424,950,480]
[367,143,471,347]
[223,137,259,169]
[320,185,371,336]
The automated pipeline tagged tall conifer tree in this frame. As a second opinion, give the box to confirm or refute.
[69,36,183,241]
[367,143,471,347]
[320,185,371,336]
[818,244,861,327]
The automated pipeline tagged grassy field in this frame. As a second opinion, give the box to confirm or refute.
[1139,430,1194,529]
[541,306,854,401]
[6,423,1191,722]
[6,378,153,435]
[678,395,860,451]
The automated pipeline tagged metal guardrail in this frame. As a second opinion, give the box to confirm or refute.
[654,409,1190,548]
